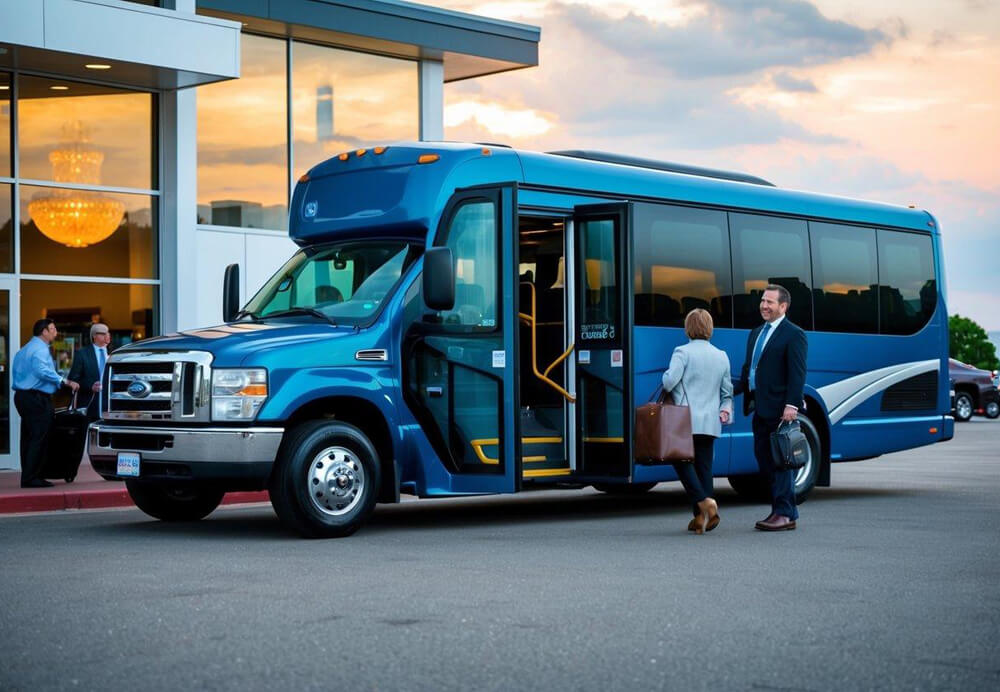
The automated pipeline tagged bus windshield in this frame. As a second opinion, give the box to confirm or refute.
[241,241,419,325]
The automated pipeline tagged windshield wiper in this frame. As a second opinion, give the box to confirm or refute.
[266,307,338,326]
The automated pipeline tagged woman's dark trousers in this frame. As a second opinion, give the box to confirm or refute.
[672,434,716,515]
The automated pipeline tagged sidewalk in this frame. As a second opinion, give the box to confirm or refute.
[0,462,269,515]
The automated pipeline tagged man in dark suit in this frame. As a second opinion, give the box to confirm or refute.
[68,322,111,421]
[735,284,808,531]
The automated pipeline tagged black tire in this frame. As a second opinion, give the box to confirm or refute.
[954,392,974,422]
[592,482,657,495]
[126,481,224,521]
[727,473,769,501]
[270,421,381,538]
[728,413,823,505]
[984,400,999,419]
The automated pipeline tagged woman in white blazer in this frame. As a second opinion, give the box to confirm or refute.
[661,309,734,533]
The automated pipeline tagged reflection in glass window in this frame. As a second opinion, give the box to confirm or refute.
[879,230,936,335]
[578,218,620,342]
[291,41,418,180]
[810,222,878,334]
[20,185,157,278]
[730,213,813,329]
[442,201,496,328]
[17,76,154,190]
[197,34,288,230]
[1,72,10,177]
[0,183,10,273]
[19,280,157,407]
[633,203,732,328]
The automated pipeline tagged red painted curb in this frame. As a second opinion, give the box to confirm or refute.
[0,488,269,514]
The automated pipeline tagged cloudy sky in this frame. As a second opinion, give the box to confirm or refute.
[437,0,1000,329]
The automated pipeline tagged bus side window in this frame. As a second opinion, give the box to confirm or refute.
[437,200,497,329]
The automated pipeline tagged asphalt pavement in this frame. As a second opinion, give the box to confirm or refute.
[1,418,997,691]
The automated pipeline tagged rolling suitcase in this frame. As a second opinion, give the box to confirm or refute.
[42,392,91,483]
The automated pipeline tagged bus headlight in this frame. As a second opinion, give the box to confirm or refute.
[212,368,268,421]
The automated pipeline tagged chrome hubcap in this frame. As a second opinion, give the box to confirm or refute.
[986,402,998,417]
[956,397,973,420]
[307,446,365,517]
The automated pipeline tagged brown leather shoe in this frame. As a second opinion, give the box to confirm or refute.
[687,516,700,532]
[755,515,796,531]
[754,513,778,529]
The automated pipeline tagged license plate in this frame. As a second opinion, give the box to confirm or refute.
[117,452,140,477]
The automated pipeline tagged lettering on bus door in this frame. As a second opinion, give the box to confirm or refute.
[403,185,521,494]
[573,203,633,477]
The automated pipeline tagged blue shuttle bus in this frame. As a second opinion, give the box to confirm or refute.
[89,142,953,537]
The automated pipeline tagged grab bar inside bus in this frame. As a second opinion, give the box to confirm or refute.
[519,281,576,403]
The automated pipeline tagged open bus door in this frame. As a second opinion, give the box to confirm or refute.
[572,203,634,479]
[404,184,522,494]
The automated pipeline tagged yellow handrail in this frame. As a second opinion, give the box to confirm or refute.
[520,282,576,403]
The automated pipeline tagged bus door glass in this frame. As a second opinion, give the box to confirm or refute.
[573,203,632,477]
[404,185,521,494]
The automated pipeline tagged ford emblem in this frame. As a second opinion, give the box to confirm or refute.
[127,379,153,399]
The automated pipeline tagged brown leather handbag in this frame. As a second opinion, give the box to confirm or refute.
[633,384,695,464]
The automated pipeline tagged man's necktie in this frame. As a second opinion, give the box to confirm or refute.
[97,347,106,376]
[749,322,771,392]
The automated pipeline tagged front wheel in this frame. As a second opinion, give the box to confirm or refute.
[984,400,999,419]
[125,481,224,521]
[270,421,381,538]
[727,413,823,505]
[954,392,974,422]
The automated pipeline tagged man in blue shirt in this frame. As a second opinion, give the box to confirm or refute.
[12,318,80,488]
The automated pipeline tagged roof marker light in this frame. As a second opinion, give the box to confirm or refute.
[356,149,367,157]
[418,154,440,164]
[374,146,387,155]
[298,173,310,183]
[338,153,349,161]
[482,148,492,156]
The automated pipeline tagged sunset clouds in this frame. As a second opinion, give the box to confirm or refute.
[440,0,1000,327]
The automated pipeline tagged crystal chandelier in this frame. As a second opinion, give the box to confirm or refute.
[28,122,125,248]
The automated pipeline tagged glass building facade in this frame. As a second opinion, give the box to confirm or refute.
[0,0,539,469]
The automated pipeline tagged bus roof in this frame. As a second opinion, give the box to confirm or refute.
[291,142,935,244]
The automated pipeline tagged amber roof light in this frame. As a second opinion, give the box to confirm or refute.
[418,153,440,164]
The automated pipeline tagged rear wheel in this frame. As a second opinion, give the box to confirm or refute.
[728,413,823,505]
[592,482,656,495]
[954,392,974,422]
[270,421,381,538]
[126,481,224,521]
[984,400,999,419]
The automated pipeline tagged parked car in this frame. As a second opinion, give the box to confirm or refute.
[949,358,1000,421]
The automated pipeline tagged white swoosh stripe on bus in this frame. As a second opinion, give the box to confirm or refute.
[817,359,940,425]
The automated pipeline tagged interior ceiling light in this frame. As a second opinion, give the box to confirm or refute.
[50,85,70,90]
[28,121,125,248]
[85,64,111,70]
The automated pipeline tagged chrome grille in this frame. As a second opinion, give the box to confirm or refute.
[103,351,213,422]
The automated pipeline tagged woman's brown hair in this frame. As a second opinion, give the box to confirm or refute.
[684,308,714,340]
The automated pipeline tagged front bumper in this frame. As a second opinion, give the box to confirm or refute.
[88,423,284,485]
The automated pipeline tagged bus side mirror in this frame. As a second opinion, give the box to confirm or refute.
[423,247,455,311]
[223,263,240,322]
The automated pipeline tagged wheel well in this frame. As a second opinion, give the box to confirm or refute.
[279,396,397,503]
[953,384,978,406]
[804,395,831,487]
